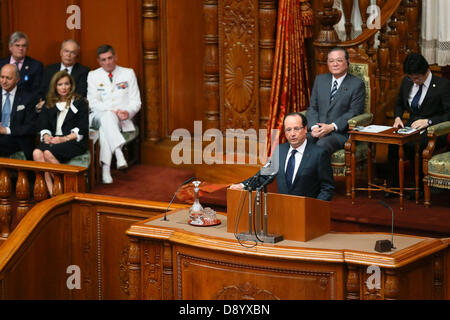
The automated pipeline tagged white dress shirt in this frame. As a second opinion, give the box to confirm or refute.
[2,86,18,134]
[284,139,307,184]
[60,64,74,74]
[408,71,432,108]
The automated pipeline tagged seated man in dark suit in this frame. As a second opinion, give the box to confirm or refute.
[0,64,37,160]
[306,47,366,156]
[230,112,335,201]
[37,39,90,112]
[0,31,43,102]
[387,53,450,197]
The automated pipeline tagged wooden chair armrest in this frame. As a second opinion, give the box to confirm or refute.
[348,113,373,129]
[422,121,450,162]
[427,121,450,137]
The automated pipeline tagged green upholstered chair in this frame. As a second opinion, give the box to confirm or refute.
[9,151,27,160]
[422,121,450,207]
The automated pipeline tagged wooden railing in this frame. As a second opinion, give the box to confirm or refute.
[0,158,87,239]
[313,0,421,123]
[0,193,189,300]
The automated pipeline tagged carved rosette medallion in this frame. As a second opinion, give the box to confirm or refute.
[225,43,254,114]
[220,0,258,130]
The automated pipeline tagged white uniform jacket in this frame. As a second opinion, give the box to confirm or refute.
[87,65,141,132]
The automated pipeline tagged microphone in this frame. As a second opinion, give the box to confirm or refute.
[162,177,195,221]
[244,171,260,191]
[374,200,396,252]
[245,160,278,190]
[256,172,277,191]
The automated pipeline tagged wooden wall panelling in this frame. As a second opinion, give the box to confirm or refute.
[127,237,141,299]
[0,0,9,55]
[142,0,162,142]
[71,203,98,300]
[2,0,68,65]
[445,239,450,299]
[203,0,220,130]
[97,210,147,299]
[0,0,142,77]
[220,0,259,130]
[0,193,191,299]
[172,244,344,300]
[164,0,205,136]
[258,0,276,129]
[79,0,142,71]
[140,239,164,300]
[0,206,73,299]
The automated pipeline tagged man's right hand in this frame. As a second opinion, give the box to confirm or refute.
[36,99,45,112]
[393,117,404,129]
[229,184,244,190]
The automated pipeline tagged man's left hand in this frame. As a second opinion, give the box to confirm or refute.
[116,110,129,121]
[0,125,7,135]
[314,123,334,138]
[411,119,429,131]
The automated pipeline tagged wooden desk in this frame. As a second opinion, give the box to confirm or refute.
[346,127,421,210]
[126,209,449,300]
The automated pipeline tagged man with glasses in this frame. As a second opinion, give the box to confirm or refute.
[230,113,335,201]
[37,39,90,112]
[0,31,43,102]
[306,47,366,156]
[386,53,450,198]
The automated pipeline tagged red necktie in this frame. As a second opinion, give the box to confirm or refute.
[108,72,113,83]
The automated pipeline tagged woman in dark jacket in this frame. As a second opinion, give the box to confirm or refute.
[33,70,89,195]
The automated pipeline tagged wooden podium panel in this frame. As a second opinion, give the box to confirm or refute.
[226,189,330,242]
[126,210,449,300]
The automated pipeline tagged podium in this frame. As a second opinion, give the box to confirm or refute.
[227,189,330,242]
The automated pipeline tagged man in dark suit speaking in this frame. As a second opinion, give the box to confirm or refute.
[37,39,90,112]
[306,47,366,156]
[0,64,37,160]
[230,113,335,201]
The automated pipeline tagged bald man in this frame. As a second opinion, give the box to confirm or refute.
[0,64,37,159]
[38,39,90,112]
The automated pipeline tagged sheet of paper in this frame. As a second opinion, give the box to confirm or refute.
[358,125,392,133]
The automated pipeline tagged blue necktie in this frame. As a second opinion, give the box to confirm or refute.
[285,149,297,189]
[330,80,338,102]
[410,84,423,111]
[1,92,11,128]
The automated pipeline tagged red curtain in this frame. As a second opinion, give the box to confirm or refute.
[266,0,313,157]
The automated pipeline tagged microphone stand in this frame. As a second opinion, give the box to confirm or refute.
[162,177,195,221]
[375,200,396,252]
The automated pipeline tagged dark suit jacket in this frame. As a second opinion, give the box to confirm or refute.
[394,74,450,127]
[0,86,37,159]
[244,142,335,201]
[40,63,90,99]
[38,98,89,150]
[307,73,366,147]
[0,56,43,101]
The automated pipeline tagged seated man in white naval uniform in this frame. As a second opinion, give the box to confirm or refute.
[87,44,141,184]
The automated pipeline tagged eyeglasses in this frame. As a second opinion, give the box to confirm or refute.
[327,58,346,64]
[285,126,304,133]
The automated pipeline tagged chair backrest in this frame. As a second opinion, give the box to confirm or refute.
[348,62,371,114]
